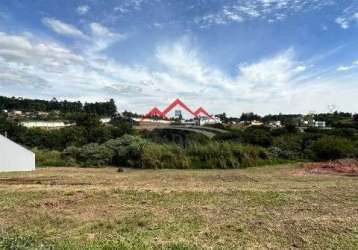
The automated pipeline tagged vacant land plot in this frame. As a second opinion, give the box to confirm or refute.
[0,164,358,249]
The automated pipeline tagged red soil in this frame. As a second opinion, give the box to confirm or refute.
[304,159,358,176]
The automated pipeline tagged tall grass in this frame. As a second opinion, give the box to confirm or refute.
[34,135,282,169]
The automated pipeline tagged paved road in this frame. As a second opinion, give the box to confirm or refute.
[161,127,216,138]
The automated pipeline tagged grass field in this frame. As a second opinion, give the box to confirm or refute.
[0,164,358,249]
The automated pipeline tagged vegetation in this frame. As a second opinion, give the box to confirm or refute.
[35,135,276,169]
[1,165,358,249]
[309,136,358,161]
[1,95,358,168]
[3,108,358,168]
[0,112,133,151]
[0,96,117,116]
[2,95,358,248]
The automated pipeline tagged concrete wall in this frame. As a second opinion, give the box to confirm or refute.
[21,121,70,129]
[0,134,35,172]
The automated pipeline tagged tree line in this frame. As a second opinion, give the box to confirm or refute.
[0,96,117,117]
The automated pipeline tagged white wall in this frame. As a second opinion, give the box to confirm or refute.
[0,134,35,172]
[21,121,70,128]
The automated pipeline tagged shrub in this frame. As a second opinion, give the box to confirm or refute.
[139,143,190,169]
[242,128,273,147]
[59,135,281,169]
[308,136,358,161]
[186,142,274,169]
[33,148,76,167]
[187,142,240,169]
[104,135,147,166]
[214,129,242,142]
[76,143,114,167]
[146,129,209,146]
[272,135,303,160]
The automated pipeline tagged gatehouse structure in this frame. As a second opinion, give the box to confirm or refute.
[140,98,218,125]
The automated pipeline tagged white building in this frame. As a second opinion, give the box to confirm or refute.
[0,134,35,172]
[198,116,222,126]
[21,121,72,129]
[100,118,111,124]
[132,118,171,124]
[314,121,326,128]
[268,121,282,128]
[249,120,264,126]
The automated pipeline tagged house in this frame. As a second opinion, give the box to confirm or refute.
[0,134,35,172]
[314,121,326,128]
[198,116,222,126]
[7,110,24,118]
[249,120,264,126]
[268,121,282,128]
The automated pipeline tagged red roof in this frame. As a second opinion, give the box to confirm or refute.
[141,99,212,121]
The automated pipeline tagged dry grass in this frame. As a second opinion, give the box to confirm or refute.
[0,164,358,249]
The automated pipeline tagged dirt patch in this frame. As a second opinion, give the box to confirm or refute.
[304,159,358,176]
[33,191,89,209]
[199,174,259,182]
[0,176,90,186]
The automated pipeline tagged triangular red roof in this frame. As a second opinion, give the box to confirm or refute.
[161,98,196,117]
[140,98,213,122]
[140,106,164,121]
[194,107,213,119]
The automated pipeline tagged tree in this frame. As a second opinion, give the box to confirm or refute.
[309,136,357,161]
[68,112,101,129]
[353,114,358,123]
[242,128,273,147]
[83,99,117,116]
[240,112,261,121]
[216,113,228,123]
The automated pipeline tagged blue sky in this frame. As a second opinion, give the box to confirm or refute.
[0,0,358,115]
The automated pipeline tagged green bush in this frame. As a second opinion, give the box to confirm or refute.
[214,129,242,142]
[308,136,358,161]
[104,135,190,169]
[186,142,274,169]
[75,143,115,167]
[146,129,209,146]
[187,142,240,169]
[242,128,273,147]
[33,148,76,167]
[272,135,303,160]
[57,135,281,169]
[104,135,147,166]
[232,144,274,167]
[139,143,190,169]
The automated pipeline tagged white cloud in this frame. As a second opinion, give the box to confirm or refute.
[156,40,216,85]
[42,17,86,38]
[335,17,349,29]
[335,2,358,30]
[90,23,115,37]
[337,65,353,71]
[294,65,307,72]
[113,0,146,14]
[197,0,334,27]
[41,18,126,52]
[238,49,295,86]
[337,60,358,71]
[89,22,127,52]
[1,30,358,115]
[77,5,90,15]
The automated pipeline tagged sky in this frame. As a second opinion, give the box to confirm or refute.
[0,0,358,116]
